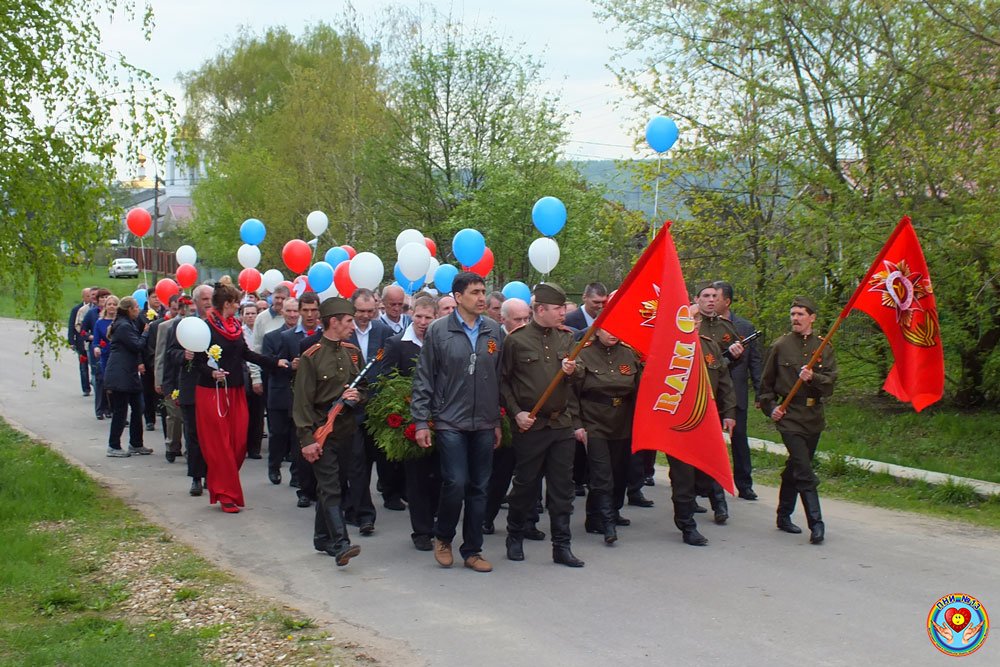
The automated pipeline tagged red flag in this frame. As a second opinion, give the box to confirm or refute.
[844,216,944,411]
[593,224,736,493]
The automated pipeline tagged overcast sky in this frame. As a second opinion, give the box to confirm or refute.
[99,0,652,167]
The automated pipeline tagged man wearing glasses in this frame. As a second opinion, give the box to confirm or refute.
[411,272,503,573]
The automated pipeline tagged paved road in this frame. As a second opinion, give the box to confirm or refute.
[2,317,998,666]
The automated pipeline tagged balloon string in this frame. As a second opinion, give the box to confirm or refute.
[215,378,230,418]
[139,236,149,287]
[652,155,662,244]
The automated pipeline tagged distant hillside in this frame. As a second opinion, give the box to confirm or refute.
[566,159,690,221]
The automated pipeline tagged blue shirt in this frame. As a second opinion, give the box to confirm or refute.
[454,310,483,350]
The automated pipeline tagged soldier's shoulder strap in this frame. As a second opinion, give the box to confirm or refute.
[303,343,322,358]
[341,341,360,350]
[557,325,576,334]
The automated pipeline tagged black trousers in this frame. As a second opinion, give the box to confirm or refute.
[780,431,821,492]
[405,451,441,538]
[588,436,630,499]
[343,423,377,525]
[312,435,343,507]
[245,388,265,458]
[141,369,158,427]
[732,405,754,492]
[181,404,207,479]
[573,441,589,487]
[266,407,294,472]
[486,445,543,525]
[376,448,406,502]
[626,451,650,497]
[77,350,91,394]
[666,455,697,504]
[508,427,575,520]
[108,390,143,450]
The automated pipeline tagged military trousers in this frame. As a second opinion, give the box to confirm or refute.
[585,436,629,497]
[779,431,821,493]
[312,435,346,508]
[509,427,575,519]
[666,454,697,504]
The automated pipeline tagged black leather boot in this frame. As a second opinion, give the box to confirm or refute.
[313,501,331,552]
[323,503,361,566]
[800,489,825,544]
[584,491,603,534]
[506,509,525,561]
[674,500,707,546]
[776,478,802,534]
[599,494,617,545]
[708,483,729,525]
[550,514,584,567]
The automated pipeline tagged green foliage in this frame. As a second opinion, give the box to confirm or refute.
[365,370,432,462]
[931,477,982,506]
[598,0,1000,405]
[0,0,172,373]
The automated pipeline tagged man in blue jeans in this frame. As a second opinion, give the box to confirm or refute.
[411,271,503,573]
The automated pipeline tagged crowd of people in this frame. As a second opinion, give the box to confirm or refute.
[66,272,836,571]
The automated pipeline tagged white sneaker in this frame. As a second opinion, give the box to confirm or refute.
[107,448,130,458]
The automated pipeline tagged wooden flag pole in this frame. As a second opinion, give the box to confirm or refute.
[777,313,847,412]
[526,325,598,424]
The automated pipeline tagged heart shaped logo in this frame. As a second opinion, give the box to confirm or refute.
[944,607,971,632]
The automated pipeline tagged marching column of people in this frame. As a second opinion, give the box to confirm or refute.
[69,271,836,574]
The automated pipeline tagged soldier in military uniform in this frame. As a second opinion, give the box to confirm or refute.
[501,282,585,567]
[666,304,737,546]
[570,328,642,545]
[293,297,366,566]
[758,296,837,545]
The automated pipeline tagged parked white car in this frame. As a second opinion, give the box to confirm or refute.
[109,258,139,279]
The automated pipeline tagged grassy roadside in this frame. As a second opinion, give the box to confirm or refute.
[0,265,144,322]
[0,418,370,666]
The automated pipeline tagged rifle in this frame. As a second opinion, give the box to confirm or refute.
[312,353,379,448]
[723,330,762,361]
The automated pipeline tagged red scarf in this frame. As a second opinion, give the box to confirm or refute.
[206,308,243,341]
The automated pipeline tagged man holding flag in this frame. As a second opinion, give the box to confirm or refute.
[758,297,838,545]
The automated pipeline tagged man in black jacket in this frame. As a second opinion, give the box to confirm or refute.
[68,288,92,396]
[263,297,299,485]
[411,273,502,573]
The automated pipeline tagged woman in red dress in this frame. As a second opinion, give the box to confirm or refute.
[194,283,287,512]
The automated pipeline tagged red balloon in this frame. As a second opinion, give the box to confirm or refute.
[126,208,152,237]
[175,263,198,289]
[424,237,437,257]
[278,280,295,293]
[155,278,180,306]
[292,274,311,298]
[333,261,357,297]
[238,268,262,293]
[282,239,312,274]
[469,247,494,277]
[341,245,357,259]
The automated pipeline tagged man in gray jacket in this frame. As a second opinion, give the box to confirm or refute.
[411,271,503,573]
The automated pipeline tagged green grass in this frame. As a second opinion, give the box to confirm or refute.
[747,394,1000,484]
[0,419,207,666]
[0,264,148,322]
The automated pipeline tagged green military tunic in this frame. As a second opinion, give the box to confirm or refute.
[699,314,740,368]
[500,320,583,431]
[758,332,837,435]
[293,338,365,449]
[700,334,737,421]
[571,340,641,439]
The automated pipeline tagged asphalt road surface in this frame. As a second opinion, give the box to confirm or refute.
[2,318,997,666]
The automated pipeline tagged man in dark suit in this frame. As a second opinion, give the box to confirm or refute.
[382,296,439,551]
[68,288,92,396]
[345,288,396,535]
[714,280,764,500]
[263,297,299,486]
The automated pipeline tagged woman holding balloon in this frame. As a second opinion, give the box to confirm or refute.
[186,283,289,513]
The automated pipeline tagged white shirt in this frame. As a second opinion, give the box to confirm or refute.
[380,312,411,335]
[354,321,372,362]
[400,323,423,348]
[583,308,597,327]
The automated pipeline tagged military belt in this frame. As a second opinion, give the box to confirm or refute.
[778,394,819,407]
[582,393,628,408]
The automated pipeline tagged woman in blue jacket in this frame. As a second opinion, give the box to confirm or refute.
[104,296,152,457]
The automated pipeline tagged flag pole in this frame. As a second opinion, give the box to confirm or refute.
[778,215,911,411]
[526,325,597,424]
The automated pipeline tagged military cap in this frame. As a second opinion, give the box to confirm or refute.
[533,282,567,306]
[791,295,817,314]
[694,280,716,297]
[320,297,354,318]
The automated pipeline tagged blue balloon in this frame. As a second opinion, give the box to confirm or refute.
[434,264,459,293]
[324,246,350,267]
[132,288,147,310]
[240,218,266,245]
[307,261,335,293]
[531,197,567,236]
[646,116,679,153]
[501,281,532,303]
[452,228,486,267]
[393,263,425,294]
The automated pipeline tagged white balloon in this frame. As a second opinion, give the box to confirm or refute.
[424,256,440,283]
[348,252,385,290]
[175,245,197,265]
[176,316,211,353]
[425,287,438,296]
[528,237,560,274]
[237,243,261,269]
[318,284,339,301]
[398,241,431,281]
[306,210,329,237]
[395,228,425,252]
[261,268,284,292]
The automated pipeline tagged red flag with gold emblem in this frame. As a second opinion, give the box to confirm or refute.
[592,224,735,493]
[843,216,944,411]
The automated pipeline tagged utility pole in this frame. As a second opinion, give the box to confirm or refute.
[153,172,161,283]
